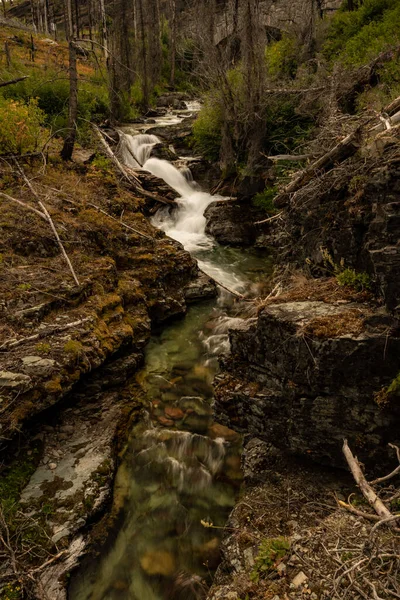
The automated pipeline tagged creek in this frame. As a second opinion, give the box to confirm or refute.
[69,108,272,600]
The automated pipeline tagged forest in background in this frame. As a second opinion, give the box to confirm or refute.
[0,0,399,179]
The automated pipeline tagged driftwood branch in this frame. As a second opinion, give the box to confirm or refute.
[92,124,141,185]
[265,153,315,162]
[274,128,362,208]
[337,500,380,521]
[199,269,245,299]
[384,94,400,116]
[264,86,325,95]
[0,75,29,88]
[13,159,80,286]
[342,439,394,522]
[255,211,283,225]
[0,191,47,221]
[0,317,92,351]
[369,444,400,485]
[86,202,153,241]
[369,109,400,133]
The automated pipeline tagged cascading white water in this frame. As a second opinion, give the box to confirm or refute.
[120,132,246,290]
[118,132,160,168]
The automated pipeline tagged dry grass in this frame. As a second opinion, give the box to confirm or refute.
[301,308,367,338]
[260,275,373,310]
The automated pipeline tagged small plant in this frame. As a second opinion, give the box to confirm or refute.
[250,536,290,583]
[374,371,400,406]
[320,248,371,291]
[35,342,51,355]
[336,268,371,291]
[17,283,32,291]
[63,339,84,357]
[91,154,113,173]
[0,98,48,155]
[252,187,278,214]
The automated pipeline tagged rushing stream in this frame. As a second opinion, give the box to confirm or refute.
[69,108,272,600]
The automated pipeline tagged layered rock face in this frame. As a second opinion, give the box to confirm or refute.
[214,299,400,467]
[280,159,400,312]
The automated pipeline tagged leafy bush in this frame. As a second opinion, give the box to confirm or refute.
[192,94,223,161]
[264,100,314,155]
[336,267,371,291]
[251,537,290,583]
[323,0,400,64]
[0,97,48,154]
[265,35,299,79]
[2,70,110,137]
[252,187,278,213]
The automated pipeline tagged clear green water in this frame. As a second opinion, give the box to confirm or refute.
[69,247,272,600]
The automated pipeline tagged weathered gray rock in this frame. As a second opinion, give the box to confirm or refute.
[214,301,400,467]
[205,201,259,246]
[22,355,56,374]
[184,271,217,303]
[0,370,31,388]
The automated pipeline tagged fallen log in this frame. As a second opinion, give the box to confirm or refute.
[369,109,400,133]
[265,153,315,162]
[0,75,29,88]
[273,128,363,208]
[384,94,400,116]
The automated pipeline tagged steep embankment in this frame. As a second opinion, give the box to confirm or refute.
[0,151,217,598]
[207,96,400,600]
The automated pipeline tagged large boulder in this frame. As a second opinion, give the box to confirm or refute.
[204,200,261,246]
[214,300,400,467]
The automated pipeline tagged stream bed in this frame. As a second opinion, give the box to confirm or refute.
[69,113,272,600]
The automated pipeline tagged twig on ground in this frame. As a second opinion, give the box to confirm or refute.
[13,158,80,286]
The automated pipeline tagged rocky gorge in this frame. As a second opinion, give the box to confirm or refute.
[1,93,400,600]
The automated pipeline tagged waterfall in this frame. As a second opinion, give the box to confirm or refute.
[118,132,160,168]
[120,132,246,291]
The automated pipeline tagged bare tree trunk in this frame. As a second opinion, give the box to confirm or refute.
[43,0,49,34]
[30,0,37,29]
[1,0,7,18]
[169,0,177,87]
[137,0,149,110]
[99,0,108,58]
[5,41,11,68]
[61,0,78,161]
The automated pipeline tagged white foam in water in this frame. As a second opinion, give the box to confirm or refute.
[118,133,251,294]
[118,132,160,167]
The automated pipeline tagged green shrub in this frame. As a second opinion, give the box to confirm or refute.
[252,187,278,213]
[336,267,371,291]
[265,35,299,79]
[323,0,400,65]
[2,70,110,138]
[251,537,290,583]
[264,100,314,155]
[0,97,48,154]
[192,95,223,161]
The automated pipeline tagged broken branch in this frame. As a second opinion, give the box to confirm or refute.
[0,191,47,221]
[0,317,92,351]
[369,444,400,485]
[274,128,363,207]
[86,202,153,241]
[342,439,393,522]
[13,159,80,286]
[0,75,29,88]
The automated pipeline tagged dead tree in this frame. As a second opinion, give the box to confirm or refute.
[61,0,78,161]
